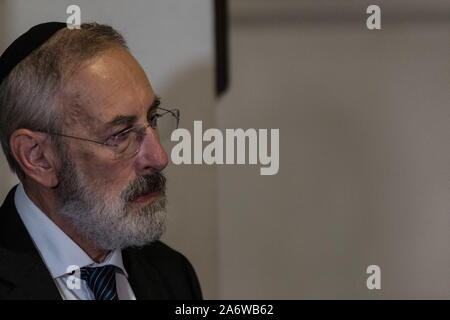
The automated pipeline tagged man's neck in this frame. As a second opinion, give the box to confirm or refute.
[21,179,110,263]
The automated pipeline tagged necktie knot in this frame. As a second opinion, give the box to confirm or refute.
[80,265,118,300]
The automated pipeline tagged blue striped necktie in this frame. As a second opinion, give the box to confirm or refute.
[80,265,119,300]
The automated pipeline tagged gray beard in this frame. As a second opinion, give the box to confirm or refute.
[57,154,167,250]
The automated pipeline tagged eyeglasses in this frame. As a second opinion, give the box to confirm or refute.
[42,107,180,160]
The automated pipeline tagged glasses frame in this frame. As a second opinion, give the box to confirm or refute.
[40,106,180,159]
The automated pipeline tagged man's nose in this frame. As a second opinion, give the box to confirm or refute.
[134,127,169,175]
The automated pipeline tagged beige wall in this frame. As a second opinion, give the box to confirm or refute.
[216,0,450,299]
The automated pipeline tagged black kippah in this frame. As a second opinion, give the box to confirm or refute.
[0,22,66,86]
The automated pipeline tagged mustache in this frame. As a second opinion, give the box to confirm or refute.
[122,172,167,203]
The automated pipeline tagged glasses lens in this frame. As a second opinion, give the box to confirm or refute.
[115,130,140,159]
[155,110,179,142]
[114,109,180,159]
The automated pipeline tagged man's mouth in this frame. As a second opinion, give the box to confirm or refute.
[131,191,161,204]
[124,173,166,204]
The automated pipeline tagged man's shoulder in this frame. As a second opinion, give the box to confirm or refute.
[124,240,195,272]
[0,185,35,252]
[135,240,188,259]
[122,240,203,299]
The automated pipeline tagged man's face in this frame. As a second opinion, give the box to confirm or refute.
[56,47,169,249]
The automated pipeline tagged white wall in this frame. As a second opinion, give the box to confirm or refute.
[0,0,218,298]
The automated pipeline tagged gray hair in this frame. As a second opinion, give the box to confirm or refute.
[0,23,128,178]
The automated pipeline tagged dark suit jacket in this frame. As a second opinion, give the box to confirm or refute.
[0,186,202,300]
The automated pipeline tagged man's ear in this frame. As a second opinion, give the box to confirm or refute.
[10,129,60,187]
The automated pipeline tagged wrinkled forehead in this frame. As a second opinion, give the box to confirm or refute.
[61,47,154,133]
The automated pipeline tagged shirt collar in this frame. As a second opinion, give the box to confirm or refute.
[14,183,128,278]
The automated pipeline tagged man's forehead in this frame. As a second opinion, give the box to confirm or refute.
[63,47,154,129]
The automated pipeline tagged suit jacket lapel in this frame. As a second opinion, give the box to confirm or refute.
[0,249,61,299]
[122,247,170,300]
[0,186,61,300]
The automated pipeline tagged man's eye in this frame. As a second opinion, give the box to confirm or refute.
[106,130,131,146]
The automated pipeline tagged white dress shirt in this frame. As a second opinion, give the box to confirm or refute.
[14,183,136,300]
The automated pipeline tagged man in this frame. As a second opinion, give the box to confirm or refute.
[0,22,202,300]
